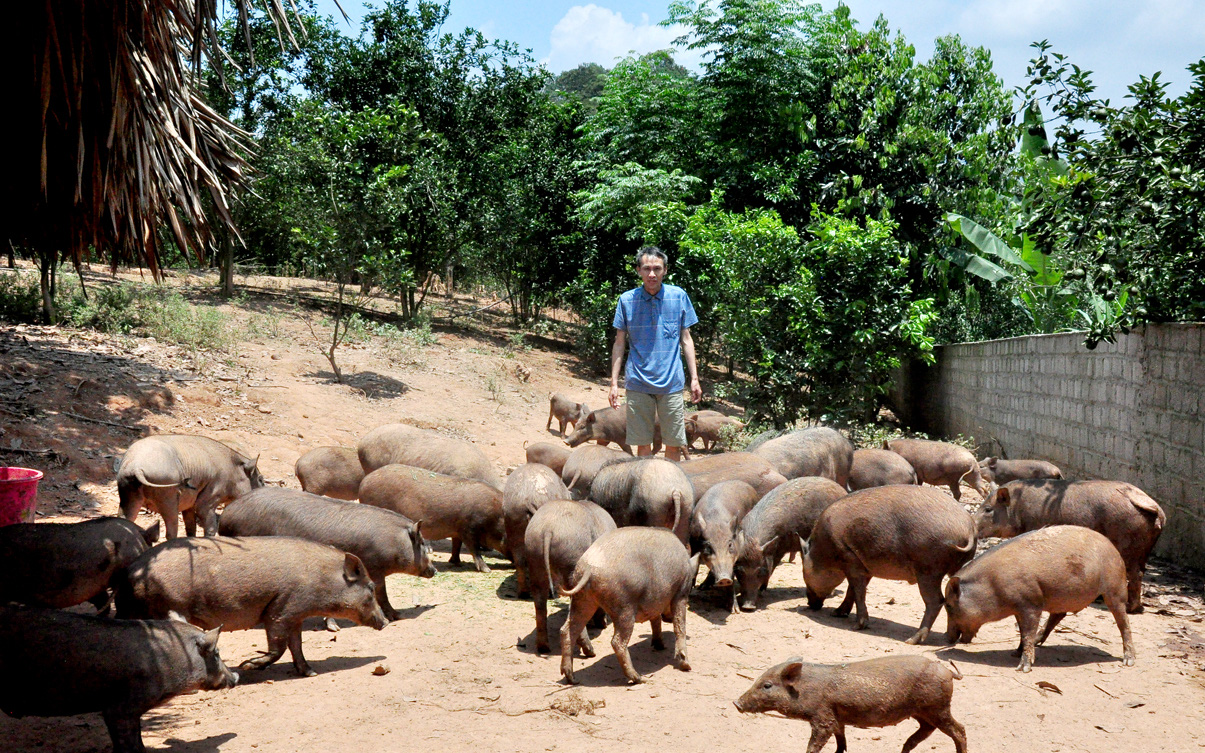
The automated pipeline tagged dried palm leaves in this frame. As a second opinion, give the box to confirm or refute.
[4,1,314,276]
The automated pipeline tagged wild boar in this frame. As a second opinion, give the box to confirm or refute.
[547,393,590,437]
[977,456,1063,485]
[357,423,501,490]
[0,517,158,611]
[749,427,854,487]
[882,438,986,501]
[0,605,238,753]
[975,479,1164,613]
[218,488,435,620]
[116,536,387,677]
[503,463,571,597]
[117,434,264,539]
[564,406,661,455]
[691,480,760,612]
[685,410,745,451]
[735,655,966,753]
[733,477,847,612]
[588,458,694,543]
[945,525,1135,672]
[678,452,788,500]
[561,444,637,498]
[359,464,508,572]
[559,527,700,684]
[525,499,617,654]
[803,485,976,644]
[525,441,572,476]
[295,446,364,500]
[848,448,918,490]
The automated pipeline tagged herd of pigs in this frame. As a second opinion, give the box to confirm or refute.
[0,395,1169,753]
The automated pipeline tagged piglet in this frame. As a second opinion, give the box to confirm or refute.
[735,655,966,753]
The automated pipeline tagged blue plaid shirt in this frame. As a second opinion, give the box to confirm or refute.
[613,283,699,394]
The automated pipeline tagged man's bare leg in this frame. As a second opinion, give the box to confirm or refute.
[665,446,683,462]
[636,445,654,457]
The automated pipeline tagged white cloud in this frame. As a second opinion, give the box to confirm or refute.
[545,4,702,73]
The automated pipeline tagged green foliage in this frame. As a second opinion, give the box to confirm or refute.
[61,283,232,351]
[563,271,621,372]
[0,271,43,323]
[797,213,928,422]
[546,63,609,116]
[1014,42,1205,345]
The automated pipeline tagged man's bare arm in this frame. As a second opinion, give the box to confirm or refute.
[681,327,702,403]
[609,329,626,409]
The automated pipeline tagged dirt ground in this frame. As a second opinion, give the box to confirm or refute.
[2,268,1205,753]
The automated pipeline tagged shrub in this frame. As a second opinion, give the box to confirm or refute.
[61,282,232,351]
[0,271,43,323]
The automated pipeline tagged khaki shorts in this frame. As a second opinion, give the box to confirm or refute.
[626,390,687,448]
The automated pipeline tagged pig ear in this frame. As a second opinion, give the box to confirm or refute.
[198,625,223,653]
[987,457,998,468]
[101,539,120,570]
[881,440,891,450]
[797,536,809,558]
[946,576,961,599]
[142,520,162,545]
[781,661,803,682]
[760,535,778,552]
[343,553,368,583]
[412,519,423,540]
[995,487,1011,506]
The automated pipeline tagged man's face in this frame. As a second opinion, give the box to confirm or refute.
[638,256,666,291]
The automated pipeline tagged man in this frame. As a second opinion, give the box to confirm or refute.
[608,246,702,461]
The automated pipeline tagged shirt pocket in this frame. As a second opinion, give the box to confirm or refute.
[662,320,679,340]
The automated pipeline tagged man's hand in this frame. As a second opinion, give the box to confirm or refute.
[609,383,620,410]
[690,377,702,404]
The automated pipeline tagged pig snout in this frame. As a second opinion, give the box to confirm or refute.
[365,600,389,629]
[733,698,748,713]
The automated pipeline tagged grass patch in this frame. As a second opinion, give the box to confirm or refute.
[0,270,43,323]
[61,281,233,351]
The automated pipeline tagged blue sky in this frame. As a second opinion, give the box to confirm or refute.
[313,1,1205,104]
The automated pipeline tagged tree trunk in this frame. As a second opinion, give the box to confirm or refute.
[37,249,57,324]
[219,232,235,297]
[444,258,454,297]
[6,241,14,269]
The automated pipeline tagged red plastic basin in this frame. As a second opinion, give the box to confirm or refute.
[0,467,43,526]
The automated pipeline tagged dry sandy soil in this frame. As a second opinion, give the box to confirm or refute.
[2,268,1205,753]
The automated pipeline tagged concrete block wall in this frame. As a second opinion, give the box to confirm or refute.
[896,323,1205,570]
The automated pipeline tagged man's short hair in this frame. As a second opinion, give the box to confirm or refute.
[634,245,669,269]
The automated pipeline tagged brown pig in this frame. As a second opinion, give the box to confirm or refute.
[218,488,435,620]
[849,448,918,490]
[357,423,501,489]
[733,477,847,612]
[882,438,986,501]
[525,499,617,654]
[564,406,661,455]
[504,463,571,597]
[977,456,1063,485]
[547,393,590,437]
[803,486,976,644]
[0,605,238,753]
[561,444,637,498]
[559,527,700,684]
[735,655,966,753]
[749,427,853,487]
[525,441,572,476]
[295,446,364,500]
[691,480,760,612]
[685,410,745,451]
[588,458,695,543]
[116,536,387,677]
[117,434,264,539]
[975,478,1164,613]
[359,464,508,572]
[945,525,1135,672]
[678,451,788,500]
[0,517,158,611]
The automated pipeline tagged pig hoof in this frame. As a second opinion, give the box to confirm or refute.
[325,618,341,633]
[1016,664,1032,673]
[626,674,645,685]
[832,608,850,618]
[299,667,317,678]
[652,639,666,651]
[475,563,492,573]
[536,645,551,655]
[1127,604,1144,614]
[904,632,925,646]
[1123,655,1136,667]
[676,657,691,672]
